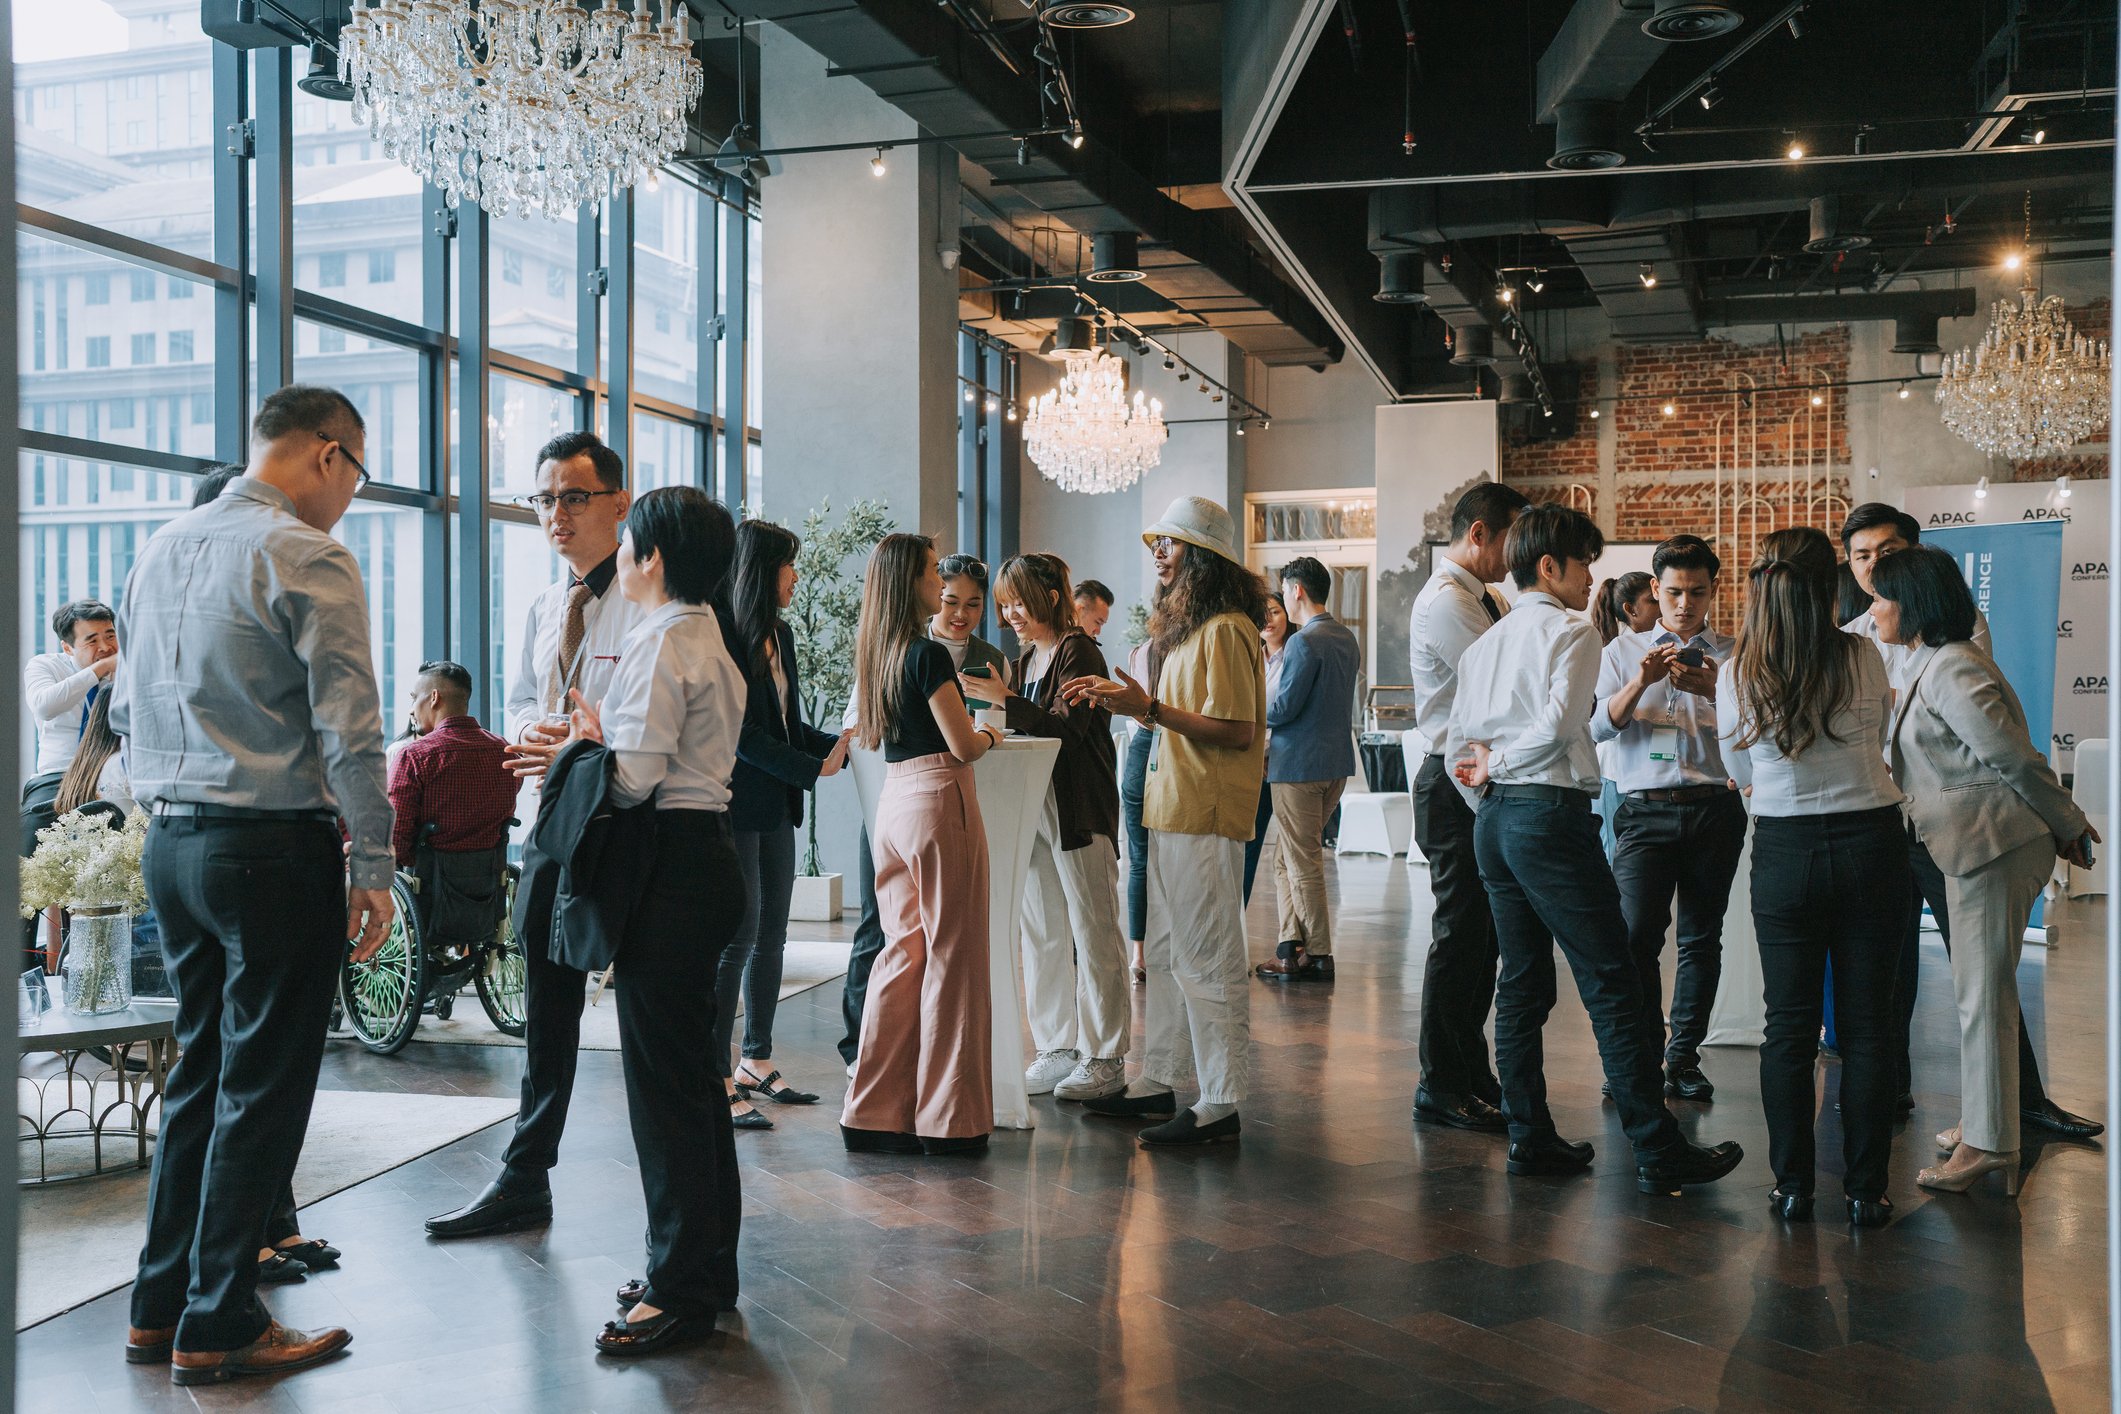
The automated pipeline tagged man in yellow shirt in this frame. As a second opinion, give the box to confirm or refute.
[1063,497,1268,1145]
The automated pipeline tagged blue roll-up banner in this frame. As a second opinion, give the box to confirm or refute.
[1922,519,2067,929]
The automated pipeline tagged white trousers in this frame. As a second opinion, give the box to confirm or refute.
[1020,788,1132,1060]
[1142,829,1249,1104]
[1946,832,2055,1153]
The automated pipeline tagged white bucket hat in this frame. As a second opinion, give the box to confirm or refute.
[1143,496,1242,566]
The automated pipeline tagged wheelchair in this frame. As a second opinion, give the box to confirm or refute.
[337,825,526,1055]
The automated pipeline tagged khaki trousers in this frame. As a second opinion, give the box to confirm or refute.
[843,754,993,1139]
[1944,832,2056,1153]
[1020,788,1131,1061]
[1270,778,1345,954]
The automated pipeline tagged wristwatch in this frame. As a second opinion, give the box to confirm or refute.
[1143,697,1162,727]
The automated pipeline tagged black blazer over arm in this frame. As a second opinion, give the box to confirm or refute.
[513,738,658,973]
[1004,629,1119,852]
[731,620,839,833]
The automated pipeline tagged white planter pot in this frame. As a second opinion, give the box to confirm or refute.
[788,872,843,922]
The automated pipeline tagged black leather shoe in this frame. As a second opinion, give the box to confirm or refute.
[1665,1066,1715,1101]
[617,1278,648,1308]
[1600,1080,1612,1099]
[1139,1110,1241,1146]
[1846,1196,1894,1228]
[1635,1140,1744,1194]
[595,1310,709,1356]
[920,1134,989,1155]
[2023,1100,2105,1140]
[1506,1134,1594,1176]
[840,1125,923,1154]
[424,1180,552,1238]
[1082,1089,1178,1118]
[275,1239,340,1271]
[1414,1086,1509,1133]
[1768,1188,1814,1221]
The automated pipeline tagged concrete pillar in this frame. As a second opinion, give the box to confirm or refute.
[1135,332,1248,605]
[758,24,959,545]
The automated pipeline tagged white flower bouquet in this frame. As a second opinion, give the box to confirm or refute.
[21,809,148,1015]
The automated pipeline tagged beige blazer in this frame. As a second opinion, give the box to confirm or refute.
[1889,641,2087,878]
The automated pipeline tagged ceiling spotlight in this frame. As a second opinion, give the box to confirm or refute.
[1261,418,1270,430]
[1234,422,1246,437]
[1898,381,1910,399]
[2004,252,2023,270]
[2031,127,2047,144]
[1017,138,1030,165]
[1786,12,1803,38]
[1198,379,1209,392]
[1527,272,1545,293]
[1163,353,1176,370]
[1211,391,1223,403]
[1786,142,1805,160]
[1697,83,1723,111]
[1975,474,1990,499]
[2057,473,2071,497]
[1497,284,1514,303]
[869,149,887,176]
[1662,402,1676,416]
[1638,263,1658,288]
[1068,125,1085,149]
[1005,401,1019,422]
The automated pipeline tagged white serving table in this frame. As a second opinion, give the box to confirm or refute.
[849,736,1061,1131]
[1702,804,1764,1048]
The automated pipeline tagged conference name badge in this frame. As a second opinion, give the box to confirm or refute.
[1648,726,1680,763]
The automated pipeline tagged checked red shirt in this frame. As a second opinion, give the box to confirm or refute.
[388,716,520,866]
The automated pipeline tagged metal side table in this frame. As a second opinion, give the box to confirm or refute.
[18,984,176,1185]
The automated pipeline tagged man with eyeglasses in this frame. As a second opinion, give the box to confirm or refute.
[426,429,640,1241]
[113,383,392,1383]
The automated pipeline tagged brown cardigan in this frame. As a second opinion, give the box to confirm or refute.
[1004,628,1120,854]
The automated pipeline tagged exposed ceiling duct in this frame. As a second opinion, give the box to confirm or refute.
[1801,195,1873,253]
[1640,0,1746,42]
[1374,251,1426,303]
[1535,0,1674,170]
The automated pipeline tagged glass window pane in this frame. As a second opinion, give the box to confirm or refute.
[490,374,581,503]
[13,450,184,776]
[294,321,421,487]
[634,184,698,409]
[293,165,424,310]
[20,233,216,459]
[490,210,581,365]
[632,412,700,493]
[493,519,565,727]
[746,212,761,434]
[332,502,429,747]
[17,18,211,208]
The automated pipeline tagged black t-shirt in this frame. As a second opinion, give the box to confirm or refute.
[886,638,963,762]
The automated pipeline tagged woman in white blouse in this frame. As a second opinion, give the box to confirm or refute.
[564,486,750,1357]
[1718,530,1909,1230]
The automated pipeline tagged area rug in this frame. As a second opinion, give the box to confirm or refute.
[405,939,852,1050]
[17,1087,519,1330]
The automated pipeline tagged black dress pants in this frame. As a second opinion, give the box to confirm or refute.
[500,937,590,1189]
[1413,754,1501,1104]
[1473,790,1682,1162]
[1893,830,2050,1108]
[1612,791,1747,1071]
[622,810,745,1316]
[130,817,344,1353]
[838,825,889,1067]
[1752,807,1908,1202]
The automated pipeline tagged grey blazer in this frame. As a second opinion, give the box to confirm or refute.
[1889,641,2087,878]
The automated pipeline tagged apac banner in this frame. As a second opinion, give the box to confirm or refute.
[1904,481,2104,773]
[1920,519,2064,758]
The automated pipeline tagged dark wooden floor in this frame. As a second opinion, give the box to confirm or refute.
[17,854,2112,1413]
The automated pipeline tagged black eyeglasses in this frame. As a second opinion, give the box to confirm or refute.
[516,489,620,516]
[320,433,370,490]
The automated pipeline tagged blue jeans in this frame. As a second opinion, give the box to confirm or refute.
[1473,790,1682,1162]
[1121,725,1151,941]
[714,825,797,1076]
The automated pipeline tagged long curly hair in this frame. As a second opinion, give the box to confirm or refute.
[1147,542,1271,656]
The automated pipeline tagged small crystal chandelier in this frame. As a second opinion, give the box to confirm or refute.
[338,0,703,221]
[1023,348,1168,494]
[1935,197,2112,460]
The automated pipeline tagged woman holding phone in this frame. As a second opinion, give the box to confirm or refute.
[843,534,1004,1155]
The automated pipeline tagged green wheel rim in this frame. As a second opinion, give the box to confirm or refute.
[347,911,416,1041]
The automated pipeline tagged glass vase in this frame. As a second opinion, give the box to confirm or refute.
[61,906,133,1016]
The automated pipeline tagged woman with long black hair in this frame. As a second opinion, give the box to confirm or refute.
[718,521,851,1129]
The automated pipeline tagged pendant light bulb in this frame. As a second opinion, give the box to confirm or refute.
[870,148,888,176]
[1786,143,1805,160]
[1898,382,1910,399]
[1662,403,1676,416]
[644,168,661,192]
[1811,393,1824,406]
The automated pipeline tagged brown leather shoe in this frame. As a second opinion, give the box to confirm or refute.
[1255,942,1333,981]
[170,1322,351,1386]
[125,1327,176,1364]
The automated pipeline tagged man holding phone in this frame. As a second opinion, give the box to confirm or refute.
[1590,535,1742,1102]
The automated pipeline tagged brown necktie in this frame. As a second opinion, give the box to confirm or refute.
[545,581,594,715]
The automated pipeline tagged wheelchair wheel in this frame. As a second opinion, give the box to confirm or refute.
[340,876,425,1055]
[475,864,527,1037]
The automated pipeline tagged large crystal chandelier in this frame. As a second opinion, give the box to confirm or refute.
[1023,349,1168,494]
[1935,276,2112,460]
[338,0,702,221]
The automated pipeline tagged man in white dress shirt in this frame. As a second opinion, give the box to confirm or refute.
[1839,503,2099,1140]
[427,430,643,1239]
[20,600,119,966]
[1590,535,1743,1104]
[1405,482,1526,1132]
[1445,504,1743,1193]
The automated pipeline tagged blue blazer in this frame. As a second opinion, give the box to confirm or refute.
[730,619,841,833]
[1266,612,1360,784]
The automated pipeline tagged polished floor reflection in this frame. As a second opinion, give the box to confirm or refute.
[17,854,2111,1413]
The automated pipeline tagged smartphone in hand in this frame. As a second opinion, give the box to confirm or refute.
[1676,646,1705,669]
[962,664,996,711]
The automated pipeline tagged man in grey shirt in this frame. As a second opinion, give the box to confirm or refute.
[111,384,394,1386]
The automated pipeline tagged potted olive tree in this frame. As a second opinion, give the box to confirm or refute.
[785,498,894,920]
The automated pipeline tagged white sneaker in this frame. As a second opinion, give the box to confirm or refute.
[1054,1056,1126,1101]
[1024,1049,1081,1095]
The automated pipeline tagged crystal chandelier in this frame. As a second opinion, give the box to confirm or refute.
[338,0,702,221]
[1023,349,1168,494]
